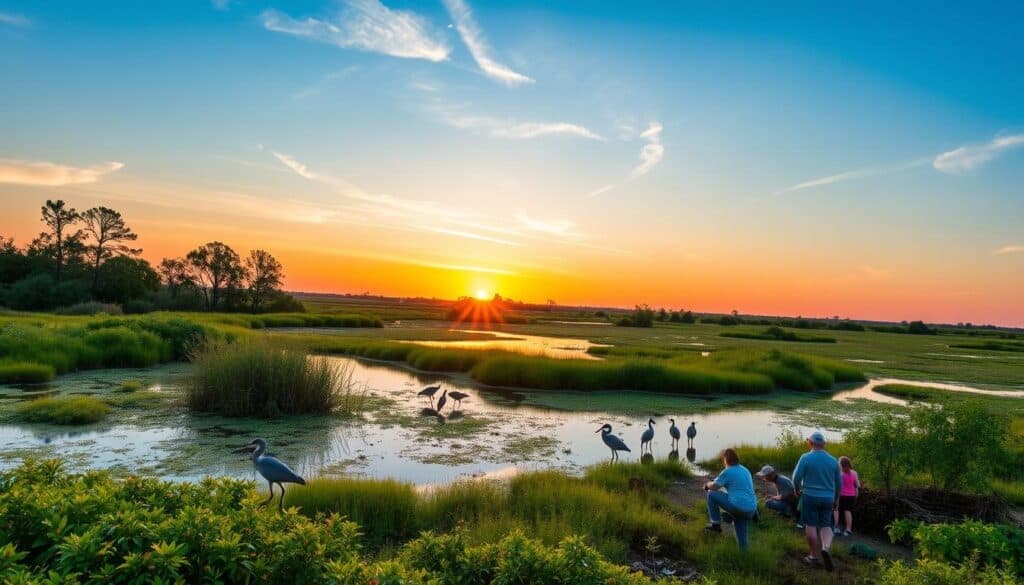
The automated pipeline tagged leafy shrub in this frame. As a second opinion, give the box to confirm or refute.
[847,412,914,494]
[889,520,1024,576]
[911,402,1009,491]
[53,301,123,316]
[0,361,55,384]
[186,340,362,417]
[16,396,110,425]
[0,460,654,584]
[876,558,1018,585]
[122,299,156,314]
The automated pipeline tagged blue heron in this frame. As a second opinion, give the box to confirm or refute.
[233,438,306,511]
[447,390,469,409]
[686,421,697,448]
[435,389,448,413]
[596,423,630,461]
[669,418,681,450]
[418,384,441,407]
[640,418,655,454]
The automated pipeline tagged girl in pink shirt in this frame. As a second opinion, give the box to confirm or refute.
[834,456,860,536]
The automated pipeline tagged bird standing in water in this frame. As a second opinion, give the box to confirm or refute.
[418,385,441,407]
[435,389,448,414]
[447,390,469,410]
[232,438,305,512]
[687,421,697,448]
[669,418,681,451]
[596,423,631,461]
[640,418,655,454]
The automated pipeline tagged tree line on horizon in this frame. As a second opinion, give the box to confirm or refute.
[0,199,301,314]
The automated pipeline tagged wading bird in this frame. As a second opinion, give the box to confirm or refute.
[418,384,441,407]
[233,438,305,512]
[435,389,448,413]
[687,421,697,448]
[447,390,469,409]
[640,418,655,454]
[596,423,631,461]
[669,418,681,450]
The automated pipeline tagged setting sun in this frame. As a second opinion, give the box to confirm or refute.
[474,289,491,301]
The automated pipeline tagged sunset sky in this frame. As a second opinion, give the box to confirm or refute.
[1,1,1022,325]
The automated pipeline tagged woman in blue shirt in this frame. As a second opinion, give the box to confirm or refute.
[704,448,758,550]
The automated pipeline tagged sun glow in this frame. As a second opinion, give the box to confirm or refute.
[474,289,491,300]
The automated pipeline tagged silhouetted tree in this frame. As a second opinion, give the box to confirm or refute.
[82,206,139,292]
[94,257,160,304]
[158,257,194,299]
[244,249,283,312]
[35,199,82,283]
[186,241,244,310]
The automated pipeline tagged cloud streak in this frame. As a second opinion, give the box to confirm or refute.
[773,158,931,195]
[0,11,30,27]
[262,0,449,62]
[933,133,1024,174]
[631,122,664,177]
[442,0,533,86]
[994,245,1024,255]
[0,159,124,186]
[428,100,602,140]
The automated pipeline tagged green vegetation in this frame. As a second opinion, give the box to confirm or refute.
[15,395,111,425]
[889,520,1024,576]
[0,459,651,584]
[186,339,363,417]
[876,559,1017,585]
[949,340,1024,353]
[115,379,143,392]
[700,431,854,475]
[721,326,837,343]
[0,360,54,383]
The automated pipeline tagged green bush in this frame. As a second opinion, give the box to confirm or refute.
[720,326,837,343]
[53,301,123,316]
[847,412,914,495]
[16,396,111,425]
[0,460,654,584]
[876,559,1018,585]
[911,402,1009,492]
[0,361,55,384]
[186,340,362,417]
[889,520,1024,576]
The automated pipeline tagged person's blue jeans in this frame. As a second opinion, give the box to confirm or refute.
[766,496,799,518]
[707,491,755,550]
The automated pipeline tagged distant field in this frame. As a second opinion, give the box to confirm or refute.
[290,294,1024,390]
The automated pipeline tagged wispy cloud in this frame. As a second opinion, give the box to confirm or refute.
[262,0,449,62]
[271,151,318,180]
[994,245,1024,255]
[427,100,602,140]
[421,226,521,246]
[933,133,1024,174]
[776,132,1024,195]
[631,122,664,177]
[442,0,533,86]
[0,159,124,186]
[293,66,359,100]
[773,158,930,195]
[0,11,30,27]
[515,213,576,237]
[587,184,616,198]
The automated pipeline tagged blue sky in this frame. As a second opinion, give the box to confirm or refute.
[1,1,1022,324]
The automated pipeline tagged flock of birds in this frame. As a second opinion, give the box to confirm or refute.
[233,387,700,511]
[598,418,697,461]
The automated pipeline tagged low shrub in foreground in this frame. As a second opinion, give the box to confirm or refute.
[186,340,361,416]
[876,559,1018,585]
[0,459,653,584]
[0,361,55,384]
[16,395,110,425]
[889,520,1024,576]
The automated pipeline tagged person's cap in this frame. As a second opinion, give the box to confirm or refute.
[808,431,826,445]
[756,465,775,477]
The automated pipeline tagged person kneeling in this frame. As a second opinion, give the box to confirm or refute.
[755,464,799,518]
[704,448,758,550]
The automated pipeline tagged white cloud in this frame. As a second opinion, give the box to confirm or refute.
[262,0,449,62]
[515,213,576,237]
[421,226,521,246]
[933,133,1024,174]
[994,245,1024,255]
[442,0,533,86]
[427,100,602,140]
[0,11,30,27]
[587,184,616,198]
[0,159,124,186]
[631,121,664,177]
[773,158,930,195]
[271,151,317,179]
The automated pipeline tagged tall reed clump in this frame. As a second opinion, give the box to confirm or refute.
[0,360,55,383]
[186,339,363,417]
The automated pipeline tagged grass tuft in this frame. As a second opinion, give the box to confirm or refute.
[16,395,111,425]
[0,360,56,383]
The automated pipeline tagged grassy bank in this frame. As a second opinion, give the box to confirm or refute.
[721,326,837,343]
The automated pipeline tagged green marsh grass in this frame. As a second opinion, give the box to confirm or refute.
[186,339,364,417]
[0,360,55,383]
[115,379,144,392]
[16,395,111,425]
[949,340,1024,353]
[720,326,837,343]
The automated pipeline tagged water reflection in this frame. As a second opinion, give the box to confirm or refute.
[686,448,697,463]
[402,330,609,360]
